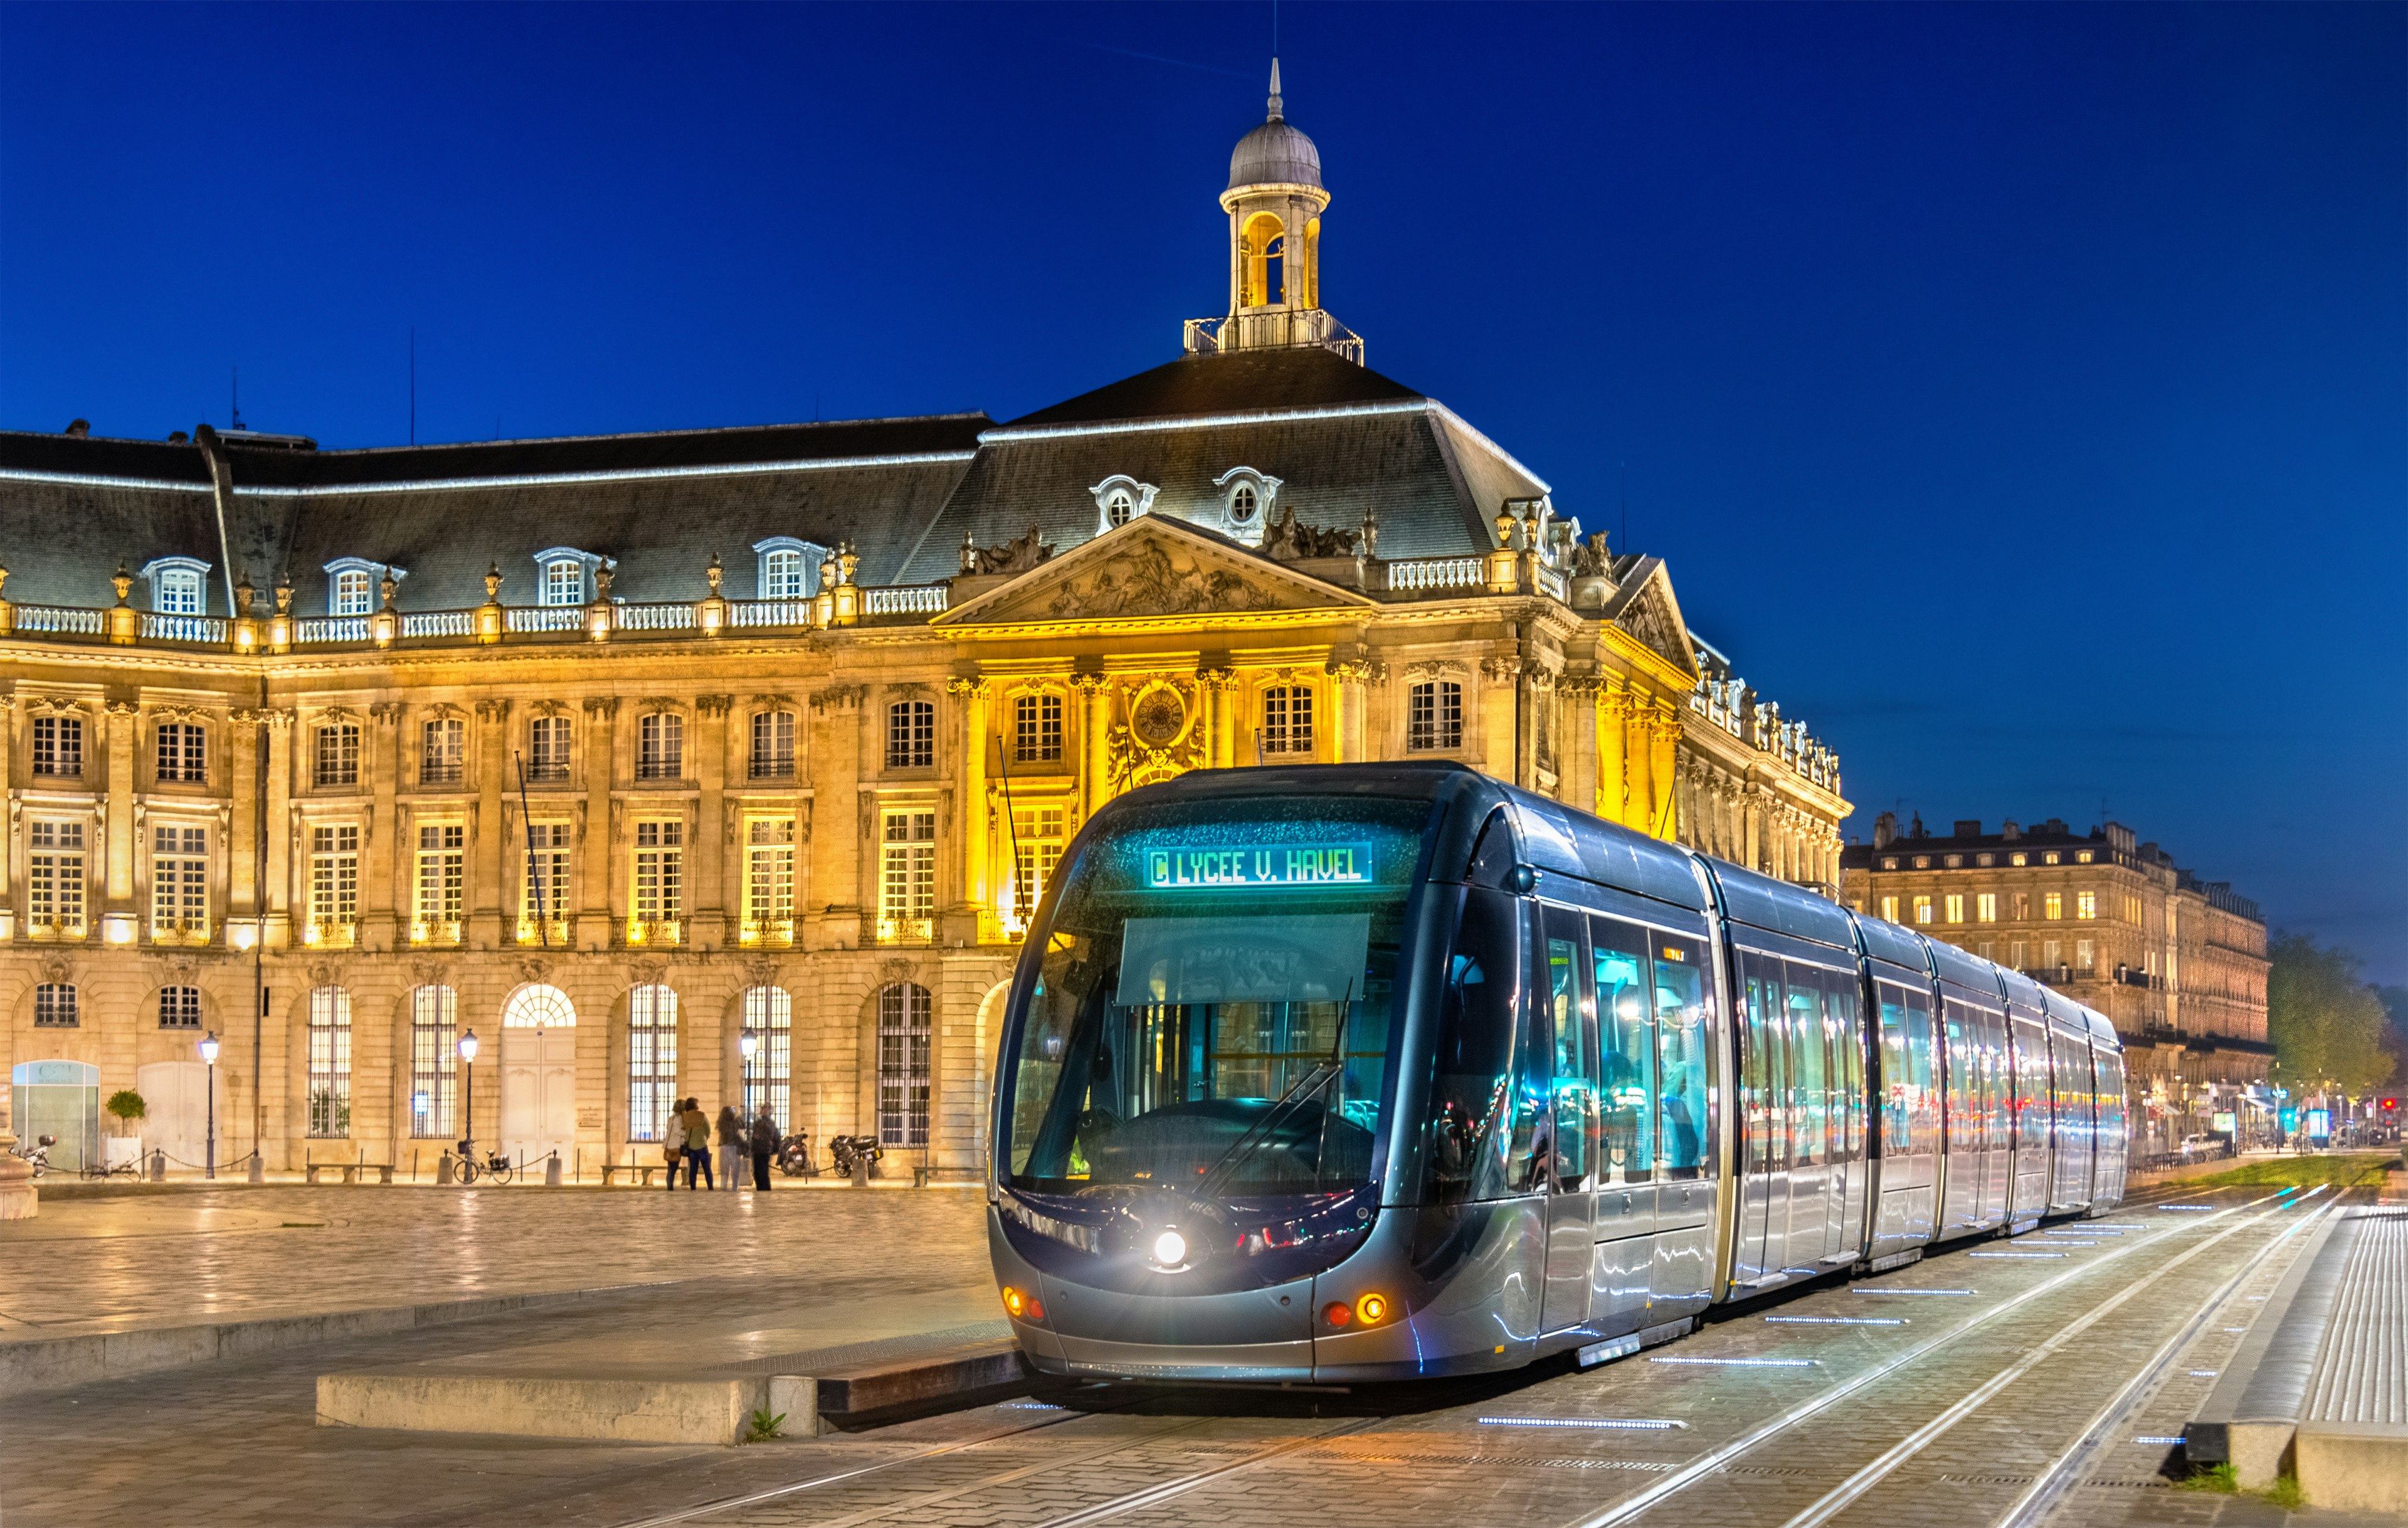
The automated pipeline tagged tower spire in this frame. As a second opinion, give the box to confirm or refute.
[1267,58,1283,122]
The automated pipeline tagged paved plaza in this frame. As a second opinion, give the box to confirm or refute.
[2,1177,2398,1528]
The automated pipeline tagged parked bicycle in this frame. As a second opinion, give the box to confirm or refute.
[454,1142,517,1186]
[827,1135,883,1178]
[774,1130,818,1178]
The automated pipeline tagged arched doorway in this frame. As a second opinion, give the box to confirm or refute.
[499,984,576,1169]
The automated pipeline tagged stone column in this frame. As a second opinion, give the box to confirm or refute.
[103,698,137,912]
[1329,658,1375,764]
[579,697,618,949]
[364,702,403,950]
[1743,783,1763,873]
[805,685,864,949]
[1198,667,1236,769]
[1648,702,1679,841]
[226,709,259,924]
[1595,683,1627,826]
[263,711,293,947]
[1622,691,1654,835]
[694,695,732,950]
[1563,680,1598,815]
[473,699,509,947]
[947,677,991,939]
[1075,673,1112,819]
[1480,655,1520,784]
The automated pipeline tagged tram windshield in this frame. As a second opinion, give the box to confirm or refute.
[1001,795,1428,1198]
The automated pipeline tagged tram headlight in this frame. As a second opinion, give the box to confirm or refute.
[1151,1230,1188,1267]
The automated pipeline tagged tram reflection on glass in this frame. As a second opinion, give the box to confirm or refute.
[987,764,2128,1383]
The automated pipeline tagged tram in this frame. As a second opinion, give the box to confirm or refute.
[987,763,2128,1383]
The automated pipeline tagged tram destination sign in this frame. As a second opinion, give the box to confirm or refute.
[1144,840,1374,890]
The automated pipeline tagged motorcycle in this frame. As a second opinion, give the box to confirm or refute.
[8,1134,57,1179]
[827,1135,884,1178]
[775,1131,818,1178]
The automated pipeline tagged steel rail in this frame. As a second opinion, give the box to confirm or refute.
[1775,1188,2334,1528]
[1560,1186,2301,1528]
[1023,1418,1378,1528]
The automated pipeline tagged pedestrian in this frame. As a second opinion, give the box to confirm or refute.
[749,1105,779,1191]
[717,1104,746,1192]
[681,1098,714,1189]
[663,1127,682,1191]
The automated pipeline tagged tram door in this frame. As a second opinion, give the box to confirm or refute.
[1538,907,1598,1334]
[1649,935,1716,1313]
[1590,916,1657,1331]
[2007,1016,2051,1222]
[1735,951,1789,1285]
[1872,979,1938,1251]
[1938,1001,1988,1234]
[2047,1023,2094,1211]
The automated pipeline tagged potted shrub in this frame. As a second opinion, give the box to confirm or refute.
[104,1089,146,1172]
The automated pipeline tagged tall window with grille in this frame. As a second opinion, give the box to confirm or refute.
[29,819,87,934]
[1008,806,1065,932]
[159,985,203,1029]
[150,825,208,937]
[31,715,82,778]
[631,820,684,940]
[306,986,352,1137]
[887,699,934,768]
[409,985,457,1137]
[520,823,571,942]
[1944,893,1965,925]
[877,982,932,1148]
[156,721,206,783]
[1013,692,1062,763]
[1406,681,1462,751]
[332,568,374,616]
[35,984,78,1027]
[421,717,465,786]
[2076,890,2098,920]
[315,723,360,787]
[628,984,679,1141]
[761,548,807,599]
[527,715,572,781]
[414,824,465,942]
[309,824,360,943]
[541,558,585,606]
[879,810,936,941]
[740,986,793,1131]
[637,713,684,781]
[750,710,796,779]
[1261,686,1314,755]
[1977,892,1998,923]
[743,818,795,942]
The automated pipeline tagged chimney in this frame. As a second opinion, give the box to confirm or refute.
[64,419,90,438]
[1953,820,1982,838]
[1872,811,1896,849]
[1909,813,1927,839]
[2002,819,2020,840]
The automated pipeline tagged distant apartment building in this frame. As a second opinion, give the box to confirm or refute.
[1840,813,2269,1154]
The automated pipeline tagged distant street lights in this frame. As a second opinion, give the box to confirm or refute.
[197,1030,220,1179]
[457,1029,480,1170]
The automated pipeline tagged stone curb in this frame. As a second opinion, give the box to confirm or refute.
[0,1288,621,1398]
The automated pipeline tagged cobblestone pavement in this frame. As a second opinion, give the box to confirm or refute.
[3,1182,2397,1528]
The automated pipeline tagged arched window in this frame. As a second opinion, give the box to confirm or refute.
[140,556,211,615]
[409,985,457,1137]
[1242,213,1286,307]
[877,983,932,1148]
[307,987,352,1137]
[502,983,576,1028]
[1230,483,1258,522]
[333,570,372,616]
[1106,490,1134,526]
[542,559,586,606]
[740,986,793,1132]
[627,984,677,1141]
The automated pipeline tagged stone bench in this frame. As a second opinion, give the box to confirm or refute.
[599,1164,662,1188]
[305,1162,394,1184]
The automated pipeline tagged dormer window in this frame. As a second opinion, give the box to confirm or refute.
[533,547,605,606]
[139,557,212,615]
[751,537,826,601]
[1232,485,1257,519]
[1211,467,1282,544]
[322,557,405,617]
[1087,476,1158,534]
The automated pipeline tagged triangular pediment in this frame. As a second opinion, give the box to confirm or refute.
[934,514,1376,628]
[1600,557,1699,679]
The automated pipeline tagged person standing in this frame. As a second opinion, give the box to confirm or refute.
[749,1105,779,1191]
[681,1099,714,1190]
[716,1104,746,1193]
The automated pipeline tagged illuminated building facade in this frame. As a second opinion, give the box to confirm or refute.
[0,71,1846,1176]
[1839,813,2269,1154]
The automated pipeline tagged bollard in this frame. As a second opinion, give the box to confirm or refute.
[149,1148,166,1182]
[544,1155,562,1187]
[248,1154,265,1184]
[437,1154,455,1185]
[850,1157,869,1188]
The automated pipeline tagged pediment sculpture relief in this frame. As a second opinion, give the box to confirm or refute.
[1259,506,1357,562]
[1046,540,1282,620]
[961,524,1056,576]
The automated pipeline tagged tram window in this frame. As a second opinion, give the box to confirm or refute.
[1942,1003,1977,1153]
[1982,1011,2012,1151]
[1820,967,1862,1160]
[1592,917,1653,1185]
[1903,986,1938,1156]
[1543,906,1598,1194]
[2012,1020,2049,1152]
[1425,888,1525,1204]
[1877,984,1909,1154]
[1786,967,1826,1167]
[1652,940,1709,1179]
[1741,951,1788,1170]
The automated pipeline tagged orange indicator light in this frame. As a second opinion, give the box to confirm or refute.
[1003,1285,1045,1320]
[1356,1292,1389,1325]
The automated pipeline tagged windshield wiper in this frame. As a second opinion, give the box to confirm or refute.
[1187,981,1353,1206]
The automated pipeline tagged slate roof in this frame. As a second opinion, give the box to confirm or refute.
[1008,347,1420,428]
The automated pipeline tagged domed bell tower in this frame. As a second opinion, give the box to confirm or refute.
[1185,61,1363,364]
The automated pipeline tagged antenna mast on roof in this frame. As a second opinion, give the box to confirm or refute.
[409,326,417,446]
[231,366,244,431]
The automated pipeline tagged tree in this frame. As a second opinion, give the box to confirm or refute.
[104,1089,147,1135]
[2267,934,2395,1099]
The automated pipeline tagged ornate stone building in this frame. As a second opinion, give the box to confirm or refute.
[0,73,1846,1181]
[1839,813,2270,1154]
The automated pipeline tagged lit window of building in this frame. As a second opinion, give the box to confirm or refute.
[309,825,360,943]
[159,986,203,1030]
[631,820,684,939]
[156,722,206,783]
[887,699,934,768]
[743,818,796,941]
[628,984,679,1141]
[415,823,465,941]
[1944,893,1965,924]
[1913,856,1930,870]
[332,569,374,616]
[541,557,587,606]
[1009,806,1066,931]
[2044,892,2064,920]
[2042,851,2060,865]
[409,986,457,1137]
[527,715,573,781]
[1881,857,1899,871]
[1879,895,1899,922]
[1977,892,1997,922]
[750,710,796,779]
[2076,890,2097,920]
[2075,850,2094,864]
[1262,686,1314,754]
[1013,692,1063,763]
[520,823,571,942]
[2012,892,2030,920]
[306,986,352,1137]
[421,717,465,786]
[150,825,208,937]
[1913,895,1933,925]
[1975,853,1993,867]
[146,560,206,614]
[877,981,932,1147]
[636,712,683,781]
[1407,681,1462,751]
[29,820,88,934]
[1943,855,1962,868]
[2075,939,2095,971]
[2010,852,2027,867]
[315,723,360,788]
[34,983,78,1027]
[32,715,83,778]
[879,809,936,941]
[740,986,793,1130]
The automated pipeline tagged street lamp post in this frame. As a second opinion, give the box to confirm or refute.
[739,1030,759,1115]
[198,1030,221,1179]
[457,1029,480,1172]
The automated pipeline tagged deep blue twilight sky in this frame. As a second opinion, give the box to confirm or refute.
[3,4,2402,977]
